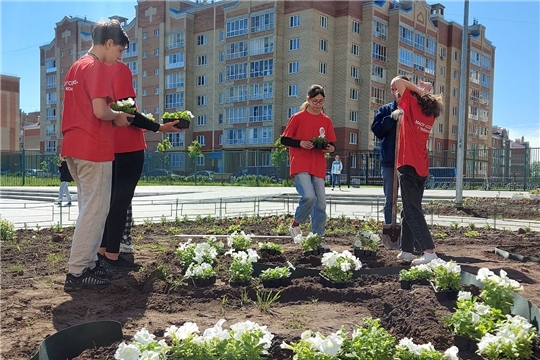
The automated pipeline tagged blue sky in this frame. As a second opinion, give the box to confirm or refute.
[1,0,539,148]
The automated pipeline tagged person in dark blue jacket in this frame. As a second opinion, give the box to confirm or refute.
[371,75,409,225]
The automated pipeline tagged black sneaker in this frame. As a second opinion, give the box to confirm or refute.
[99,254,141,269]
[89,261,113,279]
[64,268,111,292]
[65,202,72,206]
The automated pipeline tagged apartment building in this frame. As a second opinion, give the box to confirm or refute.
[39,0,494,174]
[1,74,21,151]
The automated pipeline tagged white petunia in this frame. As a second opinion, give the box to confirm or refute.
[458,291,472,301]
[133,328,156,346]
[443,345,459,360]
[114,342,140,360]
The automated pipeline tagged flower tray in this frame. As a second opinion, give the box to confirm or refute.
[190,276,216,287]
[163,118,190,129]
[312,142,327,150]
[353,249,377,258]
[304,247,329,257]
[260,248,279,256]
[229,280,251,287]
[430,282,458,301]
[319,274,350,289]
[453,334,478,353]
[262,278,292,288]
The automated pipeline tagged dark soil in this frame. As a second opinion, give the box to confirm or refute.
[1,213,539,360]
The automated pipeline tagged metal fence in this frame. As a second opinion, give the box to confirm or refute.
[2,147,539,190]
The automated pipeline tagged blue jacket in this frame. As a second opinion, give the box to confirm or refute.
[371,101,398,168]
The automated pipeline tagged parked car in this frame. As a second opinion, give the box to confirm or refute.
[147,169,180,178]
[234,166,281,182]
[26,169,49,177]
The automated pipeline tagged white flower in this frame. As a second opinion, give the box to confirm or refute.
[476,267,495,281]
[176,238,193,251]
[477,333,498,352]
[443,345,459,360]
[353,239,362,248]
[166,322,199,341]
[474,303,491,316]
[139,350,161,360]
[133,328,155,346]
[185,110,194,118]
[200,319,230,342]
[193,242,217,263]
[114,342,140,360]
[471,312,480,324]
[246,248,259,262]
[458,291,472,301]
[116,98,135,107]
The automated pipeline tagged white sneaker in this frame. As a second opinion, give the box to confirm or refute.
[120,243,135,254]
[289,226,302,240]
[411,252,438,265]
[397,251,414,262]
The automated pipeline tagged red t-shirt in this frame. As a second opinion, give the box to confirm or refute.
[397,89,435,177]
[107,62,146,154]
[61,55,115,161]
[282,109,337,179]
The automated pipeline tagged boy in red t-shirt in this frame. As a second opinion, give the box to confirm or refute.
[61,20,133,292]
[281,85,337,239]
[391,78,444,265]
[98,61,182,269]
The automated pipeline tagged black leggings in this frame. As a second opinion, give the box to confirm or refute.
[101,150,144,253]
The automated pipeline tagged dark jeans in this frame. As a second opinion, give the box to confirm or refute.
[331,174,341,188]
[101,150,144,253]
[381,166,394,224]
[398,165,435,253]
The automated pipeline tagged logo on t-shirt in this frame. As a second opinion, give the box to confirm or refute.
[414,119,432,134]
[64,79,78,92]
[319,127,326,138]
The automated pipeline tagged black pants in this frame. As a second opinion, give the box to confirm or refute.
[101,150,144,253]
[398,165,435,253]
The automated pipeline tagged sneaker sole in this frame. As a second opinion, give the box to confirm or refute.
[64,282,110,292]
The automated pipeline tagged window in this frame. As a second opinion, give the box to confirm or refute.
[218,114,223,124]
[225,129,246,145]
[414,33,425,51]
[440,47,446,59]
[219,72,224,83]
[154,88,159,95]
[151,49,158,56]
[451,143,456,153]
[372,42,386,61]
[218,133,223,145]
[439,85,445,94]
[288,61,299,74]
[451,125,457,135]
[371,65,385,83]
[46,75,56,89]
[320,15,328,29]
[45,140,56,152]
[197,115,207,126]
[166,73,184,89]
[251,13,274,33]
[399,26,413,46]
[219,93,224,104]
[320,39,328,52]
[413,53,425,71]
[220,31,224,42]
[439,66,445,77]
[166,32,185,50]
[350,66,359,80]
[226,63,248,80]
[249,105,273,122]
[471,50,481,66]
[155,107,160,114]
[453,69,459,79]
[46,108,56,121]
[349,133,358,145]
[226,84,248,102]
[349,110,358,122]
[370,86,385,104]
[197,75,207,86]
[470,69,480,84]
[165,92,184,109]
[250,59,273,78]
[250,36,274,56]
[197,55,207,66]
[481,54,491,70]
[351,43,360,56]
[46,59,56,73]
[426,38,436,55]
[399,48,413,67]
[196,155,205,167]
[453,88,458,98]
[249,127,273,144]
[124,42,137,57]
[452,107,458,117]
[197,35,207,46]
[226,40,248,59]
[454,50,459,61]
[143,71,147,77]
[166,53,184,69]
[319,62,326,75]
[197,95,207,106]
[289,14,300,27]
[167,133,184,147]
[46,92,56,105]
[437,142,442,152]
[196,135,206,146]
[288,107,298,118]
[373,20,387,40]
[142,90,147,96]
[438,123,443,133]
[480,91,490,105]
[226,107,247,124]
[250,82,273,100]
[289,38,300,51]
[470,88,480,102]
[469,106,478,120]
[350,88,358,100]
[288,84,298,97]
[133,79,138,93]
[154,29,160,37]
[426,59,435,75]
[142,51,147,58]
[481,74,491,88]
[142,32,148,39]
[352,20,360,34]
[226,18,248,38]
[46,124,56,136]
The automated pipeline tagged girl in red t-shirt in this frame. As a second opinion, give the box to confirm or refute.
[281,85,337,239]
[392,78,444,266]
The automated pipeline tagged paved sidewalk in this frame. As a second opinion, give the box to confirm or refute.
[1,186,538,231]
